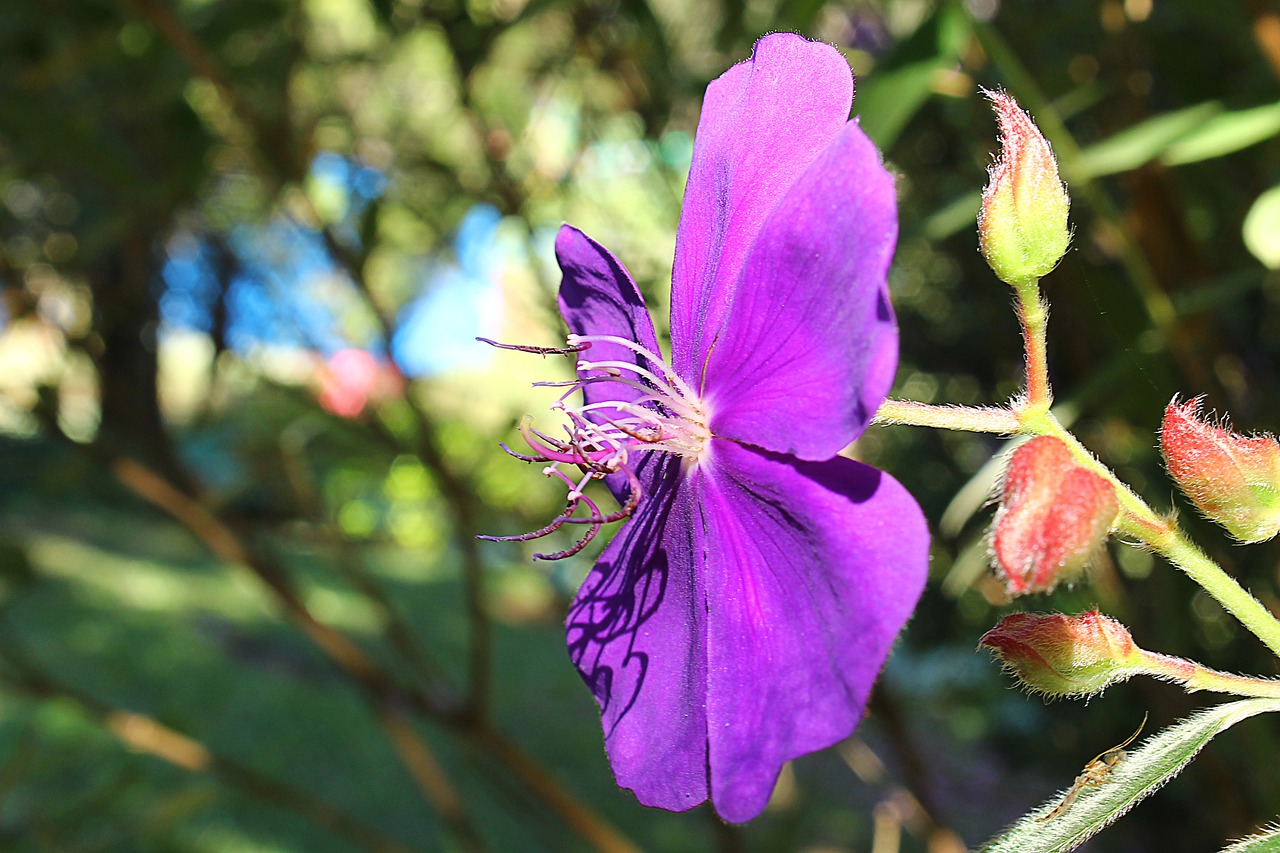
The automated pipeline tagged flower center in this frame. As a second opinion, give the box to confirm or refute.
[477,334,710,560]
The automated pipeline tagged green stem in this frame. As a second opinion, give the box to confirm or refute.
[962,6,1216,395]
[1159,533,1280,660]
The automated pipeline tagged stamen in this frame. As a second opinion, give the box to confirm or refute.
[478,332,709,561]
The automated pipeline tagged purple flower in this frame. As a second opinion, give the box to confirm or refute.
[490,33,928,822]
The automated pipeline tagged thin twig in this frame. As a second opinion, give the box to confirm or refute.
[278,423,458,696]
[470,725,646,853]
[312,220,493,716]
[132,0,495,718]
[104,453,487,852]
[0,650,418,853]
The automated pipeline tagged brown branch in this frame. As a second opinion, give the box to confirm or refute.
[1250,1,1280,81]
[470,725,645,853]
[0,660,418,853]
[278,425,459,700]
[105,454,486,852]
[109,449,640,853]
[136,0,500,716]
[314,222,493,717]
[119,0,303,181]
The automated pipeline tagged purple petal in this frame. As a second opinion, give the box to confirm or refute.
[565,454,709,812]
[557,223,664,415]
[697,439,928,822]
[670,34,854,381]
[556,224,667,503]
[701,120,898,460]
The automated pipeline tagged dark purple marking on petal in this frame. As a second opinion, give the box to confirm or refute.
[565,453,709,812]
[701,120,898,460]
[670,34,854,381]
[695,439,928,823]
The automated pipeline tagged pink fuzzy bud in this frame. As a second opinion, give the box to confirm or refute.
[978,90,1071,288]
[1160,397,1280,543]
[993,436,1119,595]
[980,610,1141,697]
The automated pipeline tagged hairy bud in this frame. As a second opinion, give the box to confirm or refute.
[993,436,1119,595]
[1161,397,1280,543]
[980,610,1141,698]
[978,90,1071,288]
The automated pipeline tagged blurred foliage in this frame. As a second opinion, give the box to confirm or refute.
[0,0,1279,850]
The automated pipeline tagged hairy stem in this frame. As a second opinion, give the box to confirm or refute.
[874,400,1021,433]
[1016,290,1052,410]
[1137,649,1280,699]
[1158,533,1280,660]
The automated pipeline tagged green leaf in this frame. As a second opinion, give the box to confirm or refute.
[1076,101,1221,179]
[982,699,1280,853]
[1222,825,1280,853]
[856,5,966,150]
[1162,100,1280,166]
[1074,100,1280,178]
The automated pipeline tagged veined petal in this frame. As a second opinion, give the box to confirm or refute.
[557,223,664,415]
[565,455,709,812]
[695,439,928,823]
[670,33,853,381]
[701,120,898,460]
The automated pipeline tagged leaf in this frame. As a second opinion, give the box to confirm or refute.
[982,698,1280,853]
[1076,101,1222,179]
[1162,101,1280,166]
[856,5,966,150]
[1074,100,1280,178]
[1221,825,1280,853]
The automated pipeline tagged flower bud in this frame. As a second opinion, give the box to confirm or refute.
[978,90,1071,288]
[993,436,1119,595]
[1160,397,1280,543]
[979,610,1141,697]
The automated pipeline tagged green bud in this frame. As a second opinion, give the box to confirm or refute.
[980,610,1142,698]
[978,90,1071,288]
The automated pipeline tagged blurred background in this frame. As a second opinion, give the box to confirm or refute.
[1,0,1280,850]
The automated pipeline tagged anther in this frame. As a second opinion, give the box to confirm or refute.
[476,337,590,356]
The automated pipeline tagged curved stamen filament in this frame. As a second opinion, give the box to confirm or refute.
[577,358,696,411]
[567,334,700,402]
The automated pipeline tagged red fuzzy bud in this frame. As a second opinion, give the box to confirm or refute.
[978,90,1071,288]
[1160,397,1280,543]
[979,610,1141,697]
[993,436,1119,595]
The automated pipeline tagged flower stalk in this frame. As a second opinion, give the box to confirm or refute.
[1016,291,1052,411]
